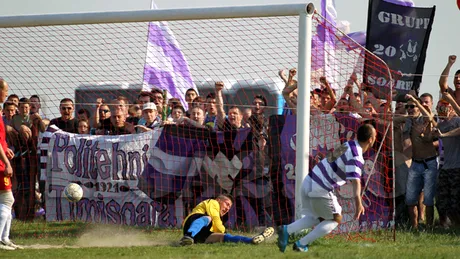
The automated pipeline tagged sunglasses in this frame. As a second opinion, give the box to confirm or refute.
[405,104,416,109]
[100,109,110,113]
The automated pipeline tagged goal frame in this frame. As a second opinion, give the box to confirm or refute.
[0,3,315,220]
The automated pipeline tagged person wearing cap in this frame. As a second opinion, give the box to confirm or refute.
[135,102,161,133]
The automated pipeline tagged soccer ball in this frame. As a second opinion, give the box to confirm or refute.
[64,183,83,202]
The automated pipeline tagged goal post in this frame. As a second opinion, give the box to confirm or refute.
[0,4,310,27]
[295,3,315,220]
[0,2,395,239]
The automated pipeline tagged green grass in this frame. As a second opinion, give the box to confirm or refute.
[5,221,460,258]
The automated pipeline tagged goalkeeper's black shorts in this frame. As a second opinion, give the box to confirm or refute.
[183,213,213,243]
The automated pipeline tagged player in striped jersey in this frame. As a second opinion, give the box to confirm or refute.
[277,124,377,252]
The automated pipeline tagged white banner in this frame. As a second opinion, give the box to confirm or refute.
[45,129,185,227]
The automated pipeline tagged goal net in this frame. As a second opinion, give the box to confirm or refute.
[0,4,394,239]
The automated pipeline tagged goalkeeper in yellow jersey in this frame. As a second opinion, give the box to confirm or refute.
[180,194,274,245]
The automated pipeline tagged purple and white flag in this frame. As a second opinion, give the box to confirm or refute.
[312,0,338,88]
[142,1,197,110]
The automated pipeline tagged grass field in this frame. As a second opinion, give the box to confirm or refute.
[5,221,460,258]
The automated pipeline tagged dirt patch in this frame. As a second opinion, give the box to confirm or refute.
[75,225,169,247]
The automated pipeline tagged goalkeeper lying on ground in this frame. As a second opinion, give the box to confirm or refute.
[180,194,274,245]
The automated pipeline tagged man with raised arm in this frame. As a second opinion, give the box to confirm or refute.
[279,68,298,115]
[439,55,460,105]
[277,124,376,253]
[401,94,438,229]
[215,81,242,130]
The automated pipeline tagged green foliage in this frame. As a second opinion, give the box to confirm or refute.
[6,221,460,258]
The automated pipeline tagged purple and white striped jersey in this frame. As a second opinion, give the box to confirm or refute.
[39,125,60,181]
[305,140,364,198]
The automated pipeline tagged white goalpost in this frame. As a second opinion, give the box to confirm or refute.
[0,2,395,235]
[0,4,314,225]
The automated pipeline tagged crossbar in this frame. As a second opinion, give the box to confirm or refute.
[0,4,308,28]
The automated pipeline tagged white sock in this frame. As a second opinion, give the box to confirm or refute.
[2,213,11,242]
[298,220,338,246]
[287,215,319,234]
[0,204,11,242]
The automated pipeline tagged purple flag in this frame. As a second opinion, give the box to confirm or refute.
[312,0,338,89]
[339,31,367,51]
[142,1,197,110]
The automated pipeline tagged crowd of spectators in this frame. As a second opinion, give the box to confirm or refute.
[3,55,460,230]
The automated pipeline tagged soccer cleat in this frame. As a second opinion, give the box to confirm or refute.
[251,227,275,244]
[0,243,15,251]
[1,240,24,250]
[179,235,194,246]
[277,225,289,252]
[293,241,309,252]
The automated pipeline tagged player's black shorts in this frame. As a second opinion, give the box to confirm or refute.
[183,213,212,243]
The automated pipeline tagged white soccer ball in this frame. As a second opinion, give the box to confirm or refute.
[64,183,83,202]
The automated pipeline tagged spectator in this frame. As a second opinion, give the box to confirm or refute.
[6,94,19,107]
[2,102,19,152]
[393,99,412,227]
[185,88,198,107]
[191,96,206,112]
[2,102,16,127]
[110,96,133,123]
[168,98,181,111]
[204,93,217,128]
[215,82,242,130]
[48,98,78,133]
[242,108,252,128]
[417,92,436,223]
[92,99,112,132]
[77,119,90,135]
[77,108,91,121]
[170,105,185,122]
[128,104,142,124]
[245,94,271,226]
[29,95,46,119]
[433,98,460,228]
[135,102,161,133]
[177,106,208,129]
[307,88,321,108]
[252,94,267,116]
[12,98,46,148]
[319,77,337,113]
[102,109,134,135]
[403,94,438,228]
[137,91,153,108]
[420,93,434,115]
[151,88,165,113]
[11,98,43,221]
[439,55,460,105]
[280,68,298,115]
[335,98,351,114]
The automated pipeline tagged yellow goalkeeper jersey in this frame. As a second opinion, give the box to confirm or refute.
[183,199,225,233]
